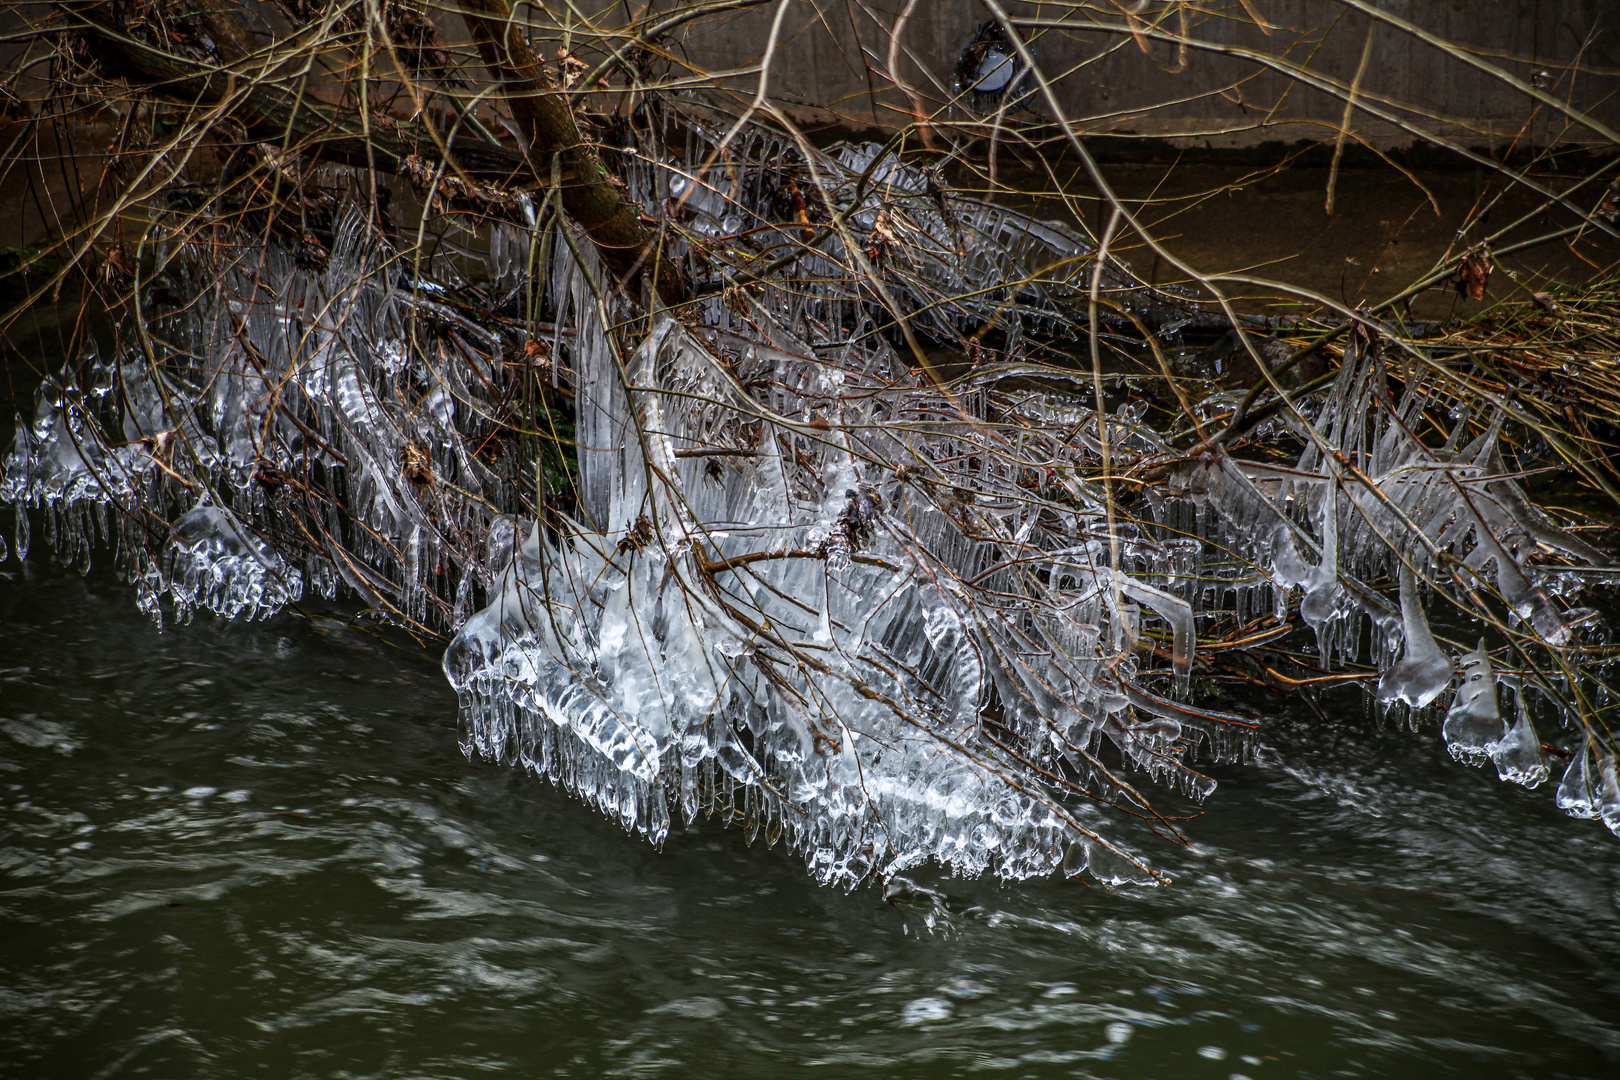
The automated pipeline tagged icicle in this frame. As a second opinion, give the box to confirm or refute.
[1556,748,1597,819]
[1442,642,1504,766]
[1595,753,1620,838]
[1300,478,1341,662]
[1116,573,1194,694]
[163,504,303,622]
[1491,697,1547,788]
[1376,563,1453,709]
[15,504,29,563]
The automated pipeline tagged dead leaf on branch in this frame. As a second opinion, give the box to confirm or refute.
[1455,249,1492,301]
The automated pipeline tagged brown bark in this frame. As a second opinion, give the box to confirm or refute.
[63,0,530,179]
[64,1,683,303]
[456,0,685,305]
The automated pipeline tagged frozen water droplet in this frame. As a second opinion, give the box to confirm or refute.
[1491,711,1546,788]
[1300,583,1340,627]
[1061,840,1088,877]
[1555,750,1597,819]
[1105,1021,1133,1044]
[163,505,301,622]
[1443,642,1504,766]
[183,786,217,798]
[1086,840,1159,886]
[1595,753,1620,837]
[1198,1045,1228,1060]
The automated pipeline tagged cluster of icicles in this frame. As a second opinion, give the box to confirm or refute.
[1167,338,1619,836]
[3,198,524,632]
[4,109,1617,889]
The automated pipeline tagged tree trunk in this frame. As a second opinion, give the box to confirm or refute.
[456,0,685,305]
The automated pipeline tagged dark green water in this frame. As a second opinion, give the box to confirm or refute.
[3,559,1619,1080]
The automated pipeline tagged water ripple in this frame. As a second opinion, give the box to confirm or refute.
[2,567,1619,1077]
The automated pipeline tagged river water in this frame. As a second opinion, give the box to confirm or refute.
[3,553,1619,1079]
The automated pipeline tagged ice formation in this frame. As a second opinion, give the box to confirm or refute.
[1376,564,1453,709]
[158,505,303,623]
[1491,705,1548,788]
[1443,644,1506,766]
[1598,755,1620,834]
[1555,749,1598,819]
[5,102,1617,887]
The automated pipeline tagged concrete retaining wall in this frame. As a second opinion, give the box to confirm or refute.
[665,1,1620,152]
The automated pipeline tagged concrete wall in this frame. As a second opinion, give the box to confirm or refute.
[664,1,1620,151]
